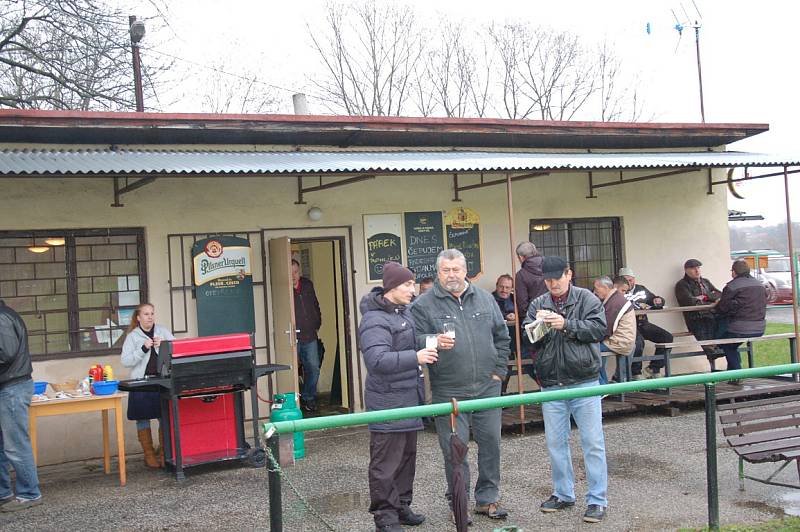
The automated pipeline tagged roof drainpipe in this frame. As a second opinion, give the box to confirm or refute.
[292,93,308,115]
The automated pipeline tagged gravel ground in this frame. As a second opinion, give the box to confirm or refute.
[2,407,798,532]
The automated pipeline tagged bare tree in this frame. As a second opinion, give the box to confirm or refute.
[596,39,644,122]
[308,1,424,116]
[490,24,599,120]
[199,62,281,114]
[0,0,171,110]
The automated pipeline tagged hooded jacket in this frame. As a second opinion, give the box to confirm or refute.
[121,324,175,379]
[525,285,607,388]
[515,254,546,318]
[358,287,424,432]
[0,300,32,389]
[600,289,636,355]
[410,280,510,399]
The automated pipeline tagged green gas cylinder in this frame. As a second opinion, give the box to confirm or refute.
[271,392,305,459]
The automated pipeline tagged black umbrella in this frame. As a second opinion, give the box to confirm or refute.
[450,398,469,532]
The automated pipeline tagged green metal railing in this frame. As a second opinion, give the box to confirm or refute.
[263,363,800,531]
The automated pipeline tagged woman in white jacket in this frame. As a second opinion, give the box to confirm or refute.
[121,303,174,468]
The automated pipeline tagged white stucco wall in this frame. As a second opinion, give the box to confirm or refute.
[1,155,731,464]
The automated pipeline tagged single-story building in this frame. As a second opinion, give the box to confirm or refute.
[0,110,797,464]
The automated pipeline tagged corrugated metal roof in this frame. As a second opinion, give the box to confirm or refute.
[0,149,798,176]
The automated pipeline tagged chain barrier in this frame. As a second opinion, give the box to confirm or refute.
[265,445,337,531]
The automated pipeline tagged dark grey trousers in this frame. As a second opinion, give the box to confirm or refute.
[432,381,503,507]
[368,431,418,527]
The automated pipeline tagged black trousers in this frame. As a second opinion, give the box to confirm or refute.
[631,321,674,374]
[687,317,720,361]
[369,431,418,527]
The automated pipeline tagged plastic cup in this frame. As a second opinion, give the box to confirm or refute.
[425,334,438,349]
[443,322,456,339]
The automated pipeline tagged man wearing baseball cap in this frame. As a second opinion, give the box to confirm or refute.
[675,259,723,369]
[358,261,437,531]
[524,256,609,523]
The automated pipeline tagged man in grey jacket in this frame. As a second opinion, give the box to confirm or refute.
[411,249,510,522]
[526,257,608,524]
[0,300,42,512]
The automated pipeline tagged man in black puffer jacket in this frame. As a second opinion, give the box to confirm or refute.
[359,262,437,532]
[0,299,42,511]
[525,257,608,524]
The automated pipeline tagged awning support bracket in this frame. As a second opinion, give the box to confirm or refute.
[452,170,550,201]
[588,168,701,195]
[294,174,376,205]
[112,176,157,207]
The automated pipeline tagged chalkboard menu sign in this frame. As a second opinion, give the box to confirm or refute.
[363,214,404,283]
[404,211,444,282]
[366,232,402,281]
[445,207,482,279]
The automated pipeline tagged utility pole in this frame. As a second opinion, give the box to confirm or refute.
[129,15,145,112]
[693,21,705,123]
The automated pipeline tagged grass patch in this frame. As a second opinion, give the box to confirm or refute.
[744,323,797,368]
[679,516,800,531]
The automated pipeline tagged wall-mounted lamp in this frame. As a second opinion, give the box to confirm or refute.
[27,246,49,253]
[307,206,323,222]
[45,237,65,246]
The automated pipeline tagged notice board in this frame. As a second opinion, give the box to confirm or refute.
[363,214,403,283]
[445,207,483,280]
[192,236,255,335]
[404,211,444,282]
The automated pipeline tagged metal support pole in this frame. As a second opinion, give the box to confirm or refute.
[452,173,462,202]
[129,16,144,112]
[694,23,706,123]
[784,165,800,381]
[505,172,526,431]
[704,383,719,531]
[267,434,283,531]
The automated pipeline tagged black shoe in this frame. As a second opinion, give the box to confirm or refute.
[540,495,575,513]
[583,504,606,523]
[398,507,425,526]
[301,400,317,414]
[376,524,404,532]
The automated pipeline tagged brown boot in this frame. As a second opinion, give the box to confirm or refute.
[137,428,160,468]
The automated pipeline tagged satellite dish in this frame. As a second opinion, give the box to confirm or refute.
[727,168,745,200]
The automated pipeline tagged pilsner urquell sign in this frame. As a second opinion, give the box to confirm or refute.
[192,236,255,336]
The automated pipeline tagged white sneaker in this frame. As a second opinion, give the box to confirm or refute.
[642,367,661,379]
[632,374,645,381]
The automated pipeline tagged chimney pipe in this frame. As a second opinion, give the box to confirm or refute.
[292,93,309,115]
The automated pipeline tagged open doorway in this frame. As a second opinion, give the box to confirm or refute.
[264,229,358,417]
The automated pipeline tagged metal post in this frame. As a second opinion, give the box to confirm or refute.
[704,383,719,531]
[505,172,526,431]
[694,23,706,123]
[785,166,800,381]
[129,16,145,112]
[267,434,283,531]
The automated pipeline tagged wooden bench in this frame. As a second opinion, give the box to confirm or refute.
[717,383,800,490]
[653,333,797,374]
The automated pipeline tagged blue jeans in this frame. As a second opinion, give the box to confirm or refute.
[721,332,762,371]
[0,379,41,501]
[297,340,321,403]
[541,380,608,507]
[599,344,611,384]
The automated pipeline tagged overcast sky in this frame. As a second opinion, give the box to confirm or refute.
[127,0,799,225]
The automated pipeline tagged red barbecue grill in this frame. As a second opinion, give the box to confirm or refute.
[119,332,287,481]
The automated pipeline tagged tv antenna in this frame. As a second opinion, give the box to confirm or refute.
[672,1,705,122]
[648,1,706,122]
